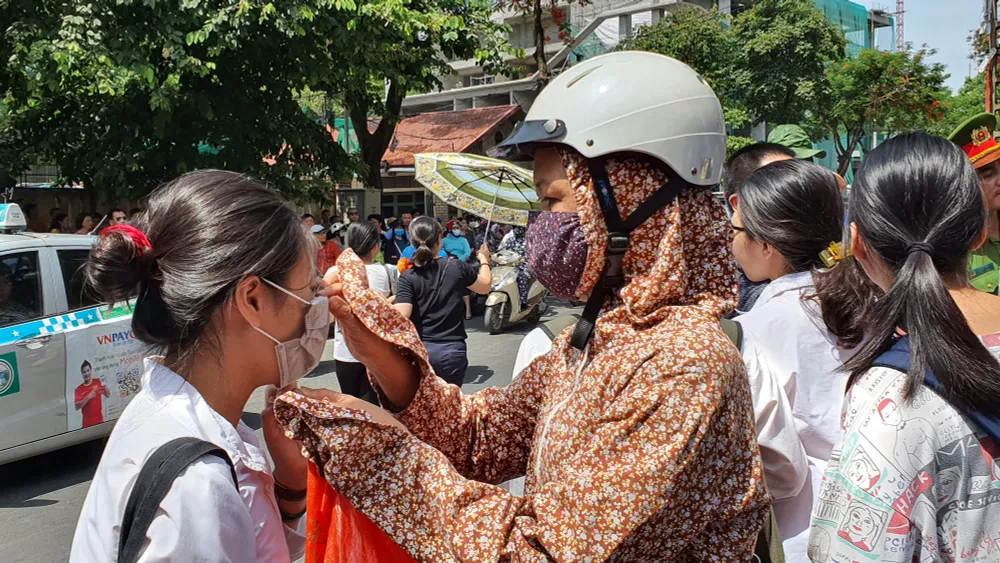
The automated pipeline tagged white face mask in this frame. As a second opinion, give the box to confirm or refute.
[252,279,329,387]
[469,221,480,229]
[451,229,462,237]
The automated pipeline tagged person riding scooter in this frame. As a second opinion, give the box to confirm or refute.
[499,225,531,309]
[483,228,548,334]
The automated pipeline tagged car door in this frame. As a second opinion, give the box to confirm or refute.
[53,246,141,429]
[0,243,69,451]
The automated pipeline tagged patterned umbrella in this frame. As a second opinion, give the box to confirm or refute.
[414,153,538,226]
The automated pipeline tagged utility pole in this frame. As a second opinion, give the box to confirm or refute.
[895,0,905,52]
[989,0,998,113]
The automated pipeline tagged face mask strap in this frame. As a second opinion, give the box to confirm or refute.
[252,278,315,345]
[251,323,281,345]
[570,158,687,350]
[262,277,313,305]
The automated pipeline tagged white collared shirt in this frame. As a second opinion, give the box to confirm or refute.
[736,271,857,562]
[70,359,305,563]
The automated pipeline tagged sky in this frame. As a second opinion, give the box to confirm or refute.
[851,0,983,91]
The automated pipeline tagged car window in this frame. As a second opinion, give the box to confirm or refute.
[0,251,43,328]
[58,249,100,312]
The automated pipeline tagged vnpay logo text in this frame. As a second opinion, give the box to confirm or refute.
[96,330,135,345]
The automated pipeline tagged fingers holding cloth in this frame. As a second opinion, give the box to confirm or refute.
[319,250,432,383]
[272,250,437,475]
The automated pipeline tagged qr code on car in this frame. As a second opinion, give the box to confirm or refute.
[117,367,141,398]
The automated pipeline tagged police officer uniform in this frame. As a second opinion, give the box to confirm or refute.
[949,112,1000,294]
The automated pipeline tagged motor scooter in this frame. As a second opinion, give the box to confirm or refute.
[483,250,547,334]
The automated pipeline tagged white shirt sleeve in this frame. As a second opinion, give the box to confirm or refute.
[283,517,307,560]
[512,328,553,380]
[137,458,257,563]
[741,336,809,501]
[366,264,392,298]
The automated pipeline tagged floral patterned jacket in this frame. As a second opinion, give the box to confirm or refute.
[276,154,770,562]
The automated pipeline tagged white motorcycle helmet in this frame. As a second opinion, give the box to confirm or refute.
[496,51,727,349]
[495,51,725,185]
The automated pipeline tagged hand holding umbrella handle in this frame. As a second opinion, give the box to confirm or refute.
[477,243,491,264]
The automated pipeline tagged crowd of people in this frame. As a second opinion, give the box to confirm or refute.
[304,208,505,392]
[66,51,1000,563]
[15,205,139,235]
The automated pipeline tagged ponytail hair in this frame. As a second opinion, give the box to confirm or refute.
[409,216,442,269]
[843,133,1000,411]
[808,256,879,349]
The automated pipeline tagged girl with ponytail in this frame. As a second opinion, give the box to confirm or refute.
[393,217,492,387]
[809,133,1000,562]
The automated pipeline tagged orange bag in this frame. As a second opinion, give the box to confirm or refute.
[304,462,418,563]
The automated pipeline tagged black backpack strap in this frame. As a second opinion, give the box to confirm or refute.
[873,336,1000,446]
[539,314,581,341]
[118,437,239,563]
[721,318,743,350]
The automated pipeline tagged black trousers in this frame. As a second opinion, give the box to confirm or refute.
[424,340,468,387]
[334,360,378,405]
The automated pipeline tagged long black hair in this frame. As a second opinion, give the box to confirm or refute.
[738,160,844,272]
[739,160,877,348]
[50,213,67,232]
[347,221,380,258]
[844,133,1000,410]
[85,170,308,370]
[409,216,442,268]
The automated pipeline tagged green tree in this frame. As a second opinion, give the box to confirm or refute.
[618,7,748,129]
[732,0,847,125]
[323,0,515,188]
[1,0,354,205]
[493,1,570,82]
[814,48,949,176]
[0,0,514,202]
[928,72,987,137]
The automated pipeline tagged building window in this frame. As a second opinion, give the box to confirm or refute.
[470,75,496,86]
[382,192,427,221]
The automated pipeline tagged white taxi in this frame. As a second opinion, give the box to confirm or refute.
[0,204,142,465]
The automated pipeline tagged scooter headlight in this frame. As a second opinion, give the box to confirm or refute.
[491,270,518,291]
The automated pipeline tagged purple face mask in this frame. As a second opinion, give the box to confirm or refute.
[526,211,589,300]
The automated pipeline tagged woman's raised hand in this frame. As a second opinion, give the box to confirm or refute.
[319,266,420,409]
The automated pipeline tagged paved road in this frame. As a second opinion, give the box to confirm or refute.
[0,300,575,563]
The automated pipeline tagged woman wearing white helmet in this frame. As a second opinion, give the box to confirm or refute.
[274,52,770,560]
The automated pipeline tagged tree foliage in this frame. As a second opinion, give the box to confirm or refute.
[1,0,351,203]
[493,0,571,81]
[731,0,846,125]
[814,48,949,175]
[0,0,514,201]
[618,8,748,128]
[618,1,844,131]
[325,0,515,188]
[927,72,987,138]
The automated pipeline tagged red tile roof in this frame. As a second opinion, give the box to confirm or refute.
[381,105,522,167]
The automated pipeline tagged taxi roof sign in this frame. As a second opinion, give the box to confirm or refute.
[0,204,27,231]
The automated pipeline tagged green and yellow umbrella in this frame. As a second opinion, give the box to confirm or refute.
[414,153,538,226]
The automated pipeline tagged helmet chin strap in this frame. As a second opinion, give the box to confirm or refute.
[569,159,688,350]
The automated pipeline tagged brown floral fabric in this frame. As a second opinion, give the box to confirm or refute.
[275,153,770,561]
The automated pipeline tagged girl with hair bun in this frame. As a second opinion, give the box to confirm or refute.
[728,159,878,560]
[70,170,327,562]
[810,133,1000,562]
[392,216,492,387]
